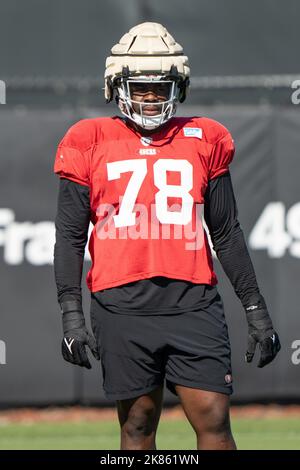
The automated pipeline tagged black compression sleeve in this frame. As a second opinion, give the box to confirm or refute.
[54,178,91,304]
[204,172,261,308]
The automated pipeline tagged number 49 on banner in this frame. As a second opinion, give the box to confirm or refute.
[249,202,300,258]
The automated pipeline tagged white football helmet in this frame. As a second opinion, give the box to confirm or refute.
[104,22,190,130]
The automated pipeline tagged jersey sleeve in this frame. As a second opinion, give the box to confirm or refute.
[208,131,235,180]
[54,123,91,187]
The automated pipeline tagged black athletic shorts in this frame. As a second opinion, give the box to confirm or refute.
[90,290,233,401]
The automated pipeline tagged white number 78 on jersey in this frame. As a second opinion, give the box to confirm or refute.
[107,158,194,228]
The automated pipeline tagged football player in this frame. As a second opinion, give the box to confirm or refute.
[53,22,280,450]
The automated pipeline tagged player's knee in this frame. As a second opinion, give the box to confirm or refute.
[122,402,158,441]
[193,395,231,435]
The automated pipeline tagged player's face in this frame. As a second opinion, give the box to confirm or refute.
[129,81,171,116]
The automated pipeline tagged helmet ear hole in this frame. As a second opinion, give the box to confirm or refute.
[121,66,130,78]
[169,65,179,77]
[178,78,190,103]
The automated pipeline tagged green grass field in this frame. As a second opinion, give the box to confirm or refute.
[0,418,300,450]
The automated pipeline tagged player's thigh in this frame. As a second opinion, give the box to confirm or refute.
[90,296,166,400]
[164,294,233,396]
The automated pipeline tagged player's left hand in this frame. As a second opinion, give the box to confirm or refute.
[245,297,281,368]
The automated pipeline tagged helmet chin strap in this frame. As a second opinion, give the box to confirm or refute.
[131,112,163,130]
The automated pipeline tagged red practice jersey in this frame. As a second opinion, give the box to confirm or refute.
[54,116,235,292]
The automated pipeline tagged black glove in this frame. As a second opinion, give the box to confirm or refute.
[245,294,281,368]
[60,300,100,369]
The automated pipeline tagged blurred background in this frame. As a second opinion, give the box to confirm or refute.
[0,0,300,449]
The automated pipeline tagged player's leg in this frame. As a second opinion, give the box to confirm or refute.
[117,385,164,450]
[175,386,236,450]
[164,288,235,449]
[90,295,166,449]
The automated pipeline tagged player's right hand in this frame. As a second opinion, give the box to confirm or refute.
[60,300,100,369]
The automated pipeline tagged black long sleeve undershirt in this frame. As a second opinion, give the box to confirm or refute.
[54,179,90,304]
[204,172,261,308]
[54,173,261,309]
